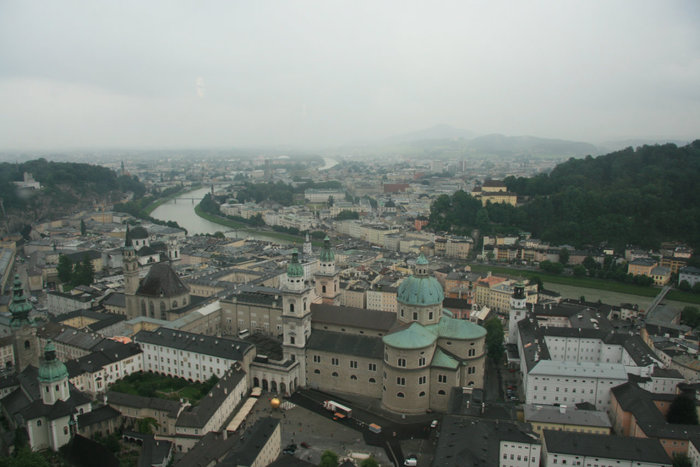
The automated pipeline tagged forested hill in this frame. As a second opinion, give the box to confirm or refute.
[429,141,700,249]
[0,159,145,230]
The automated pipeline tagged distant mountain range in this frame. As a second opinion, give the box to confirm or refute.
[382,125,598,157]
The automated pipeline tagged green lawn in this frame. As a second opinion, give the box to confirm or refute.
[110,372,218,405]
[467,263,700,303]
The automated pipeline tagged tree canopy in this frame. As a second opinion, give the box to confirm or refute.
[484,317,505,364]
[666,394,699,425]
[429,141,700,249]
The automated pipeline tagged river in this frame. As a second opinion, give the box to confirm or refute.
[151,187,289,242]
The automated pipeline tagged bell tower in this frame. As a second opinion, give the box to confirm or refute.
[508,282,527,345]
[314,236,340,305]
[282,250,312,387]
[9,275,38,371]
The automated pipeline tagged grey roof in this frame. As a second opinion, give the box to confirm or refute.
[175,417,280,467]
[307,330,384,359]
[543,430,670,464]
[53,327,106,351]
[136,263,189,298]
[138,435,173,467]
[134,327,254,361]
[106,391,182,418]
[523,404,611,428]
[311,303,396,332]
[77,405,121,427]
[176,369,246,429]
[611,381,700,440]
[433,415,539,466]
[622,335,660,367]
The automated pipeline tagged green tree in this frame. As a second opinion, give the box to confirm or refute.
[57,255,73,284]
[678,280,691,292]
[0,446,50,467]
[572,264,586,277]
[136,417,160,434]
[336,210,359,221]
[666,394,699,425]
[327,195,334,207]
[80,219,86,236]
[71,256,95,287]
[484,317,505,364]
[319,450,339,467]
[530,276,543,292]
[212,231,225,239]
[583,256,598,271]
[681,306,700,328]
[559,248,570,265]
[673,453,692,467]
[693,282,700,294]
[360,457,379,467]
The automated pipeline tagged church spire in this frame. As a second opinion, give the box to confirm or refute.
[9,275,32,328]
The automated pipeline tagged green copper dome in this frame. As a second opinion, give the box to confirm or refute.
[397,255,444,306]
[383,322,437,349]
[426,316,486,340]
[38,341,68,383]
[287,250,304,278]
[319,236,335,263]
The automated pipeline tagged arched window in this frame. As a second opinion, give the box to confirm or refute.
[419,391,426,397]
[141,301,146,315]
[63,426,68,435]
[172,300,178,308]
[397,392,405,398]
[24,340,30,350]
[351,375,357,380]
[37,420,42,426]
[314,369,320,374]
[369,378,376,383]
[438,390,446,395]
[160,301,166,312]
[322,285,327,293]
[290,303,295,312]
[303,300,307,311]
[149,302,154,317]
[332,372,339,377]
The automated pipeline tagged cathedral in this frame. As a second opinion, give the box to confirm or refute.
[248,239,487,414]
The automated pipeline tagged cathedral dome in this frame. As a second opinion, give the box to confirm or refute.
[319,236,335,263]
[38,341,68,383]
[397,254,444,306]
[287,250,304,278]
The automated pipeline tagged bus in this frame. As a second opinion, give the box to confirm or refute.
[323,400,352,419]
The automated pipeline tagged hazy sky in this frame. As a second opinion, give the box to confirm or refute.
[1,1,699,150]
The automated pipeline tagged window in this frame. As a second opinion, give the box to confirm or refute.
[314,369,320,374]
[368,363,377,371]
[429,311,433,320]
[313,355,321,363]
[369,378,376,383]
[468,366,475,374]
[438,374,447,383]
[332,372,339,377]
[397,358,406,367]
[413,312,418,320]
[290,336,295,345]
[397,392,405,398]
[419,391,426,397]
[397,377,406,385]
[419,376,426,384]
[290,303,295,312]
[438,390,446,395]
[63,426,69,435]
[37,420,42,426]
[419,357,426,366]
[350,361,358,368]
[468,349,475,357]
[351,375,357,380]
[332,358,339,366]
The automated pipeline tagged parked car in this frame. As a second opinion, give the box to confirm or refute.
[300,442,310,449]
[283,444,297,455]
[404,456,418,466]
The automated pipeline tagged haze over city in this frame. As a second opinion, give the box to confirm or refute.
[1,0,699,152]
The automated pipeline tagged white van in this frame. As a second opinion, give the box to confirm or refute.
[238,329,250,338]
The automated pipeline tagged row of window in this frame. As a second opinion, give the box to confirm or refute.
[382,388,447,397]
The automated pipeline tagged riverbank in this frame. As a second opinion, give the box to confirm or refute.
[193,204,309,244]
[468,263,700,305]
[143,184,202,215]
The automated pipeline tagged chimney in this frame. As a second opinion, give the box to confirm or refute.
[559,405,567,414]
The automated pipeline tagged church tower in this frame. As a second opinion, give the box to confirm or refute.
[314,236,340,305]
[123,225,140,295]
[281,250,313,386]
[9,275,38,371]
[302,233,312,258]
[38,341,70,405]
[508,282,527,345]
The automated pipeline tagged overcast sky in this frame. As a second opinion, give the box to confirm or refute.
[1,1,699,150]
